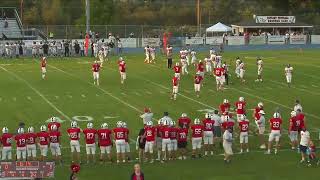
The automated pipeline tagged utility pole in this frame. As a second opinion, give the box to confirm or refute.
[86,0,90,34]
[197,0,201,35]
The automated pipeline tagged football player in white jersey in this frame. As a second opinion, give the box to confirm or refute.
[185,48,191,65]
[190,49,197,65]
[255,57,263,82]
[215,54,222,68]
[204,57,212,74]
[235,57,241,78]
[150,46,156,63]
[284,64,293,87]
[181,56,188,75]
[144,45,150,63]
[93,41,98,58]
[239,61,245,83]
[98,48,105,67]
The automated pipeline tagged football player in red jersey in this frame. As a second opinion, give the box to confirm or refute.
[47,116,61,132]
[26,127,37,161]
[83,122,97,164]
[213,65,224,91]
[113,121,127,163]
[97,123,113,163]
[177,126,188,160]
[49,124,62,164]
[41,57,47,80]
[253,102,263,124]
[266,112,282,154]
[37,125,49,161]
[194,72,203,97]
[92,60,101,86]
[191,118,204,158]
[238,115,250,153]
[202,113,215,156]
[169,121,178,160]
[1,127,13,161]
[173,62,181,79]
[235,97,246,121]
[220,99,231,114]
[118,57,126,84]
[67,121,81,163]
[171,74,179,101]
[178,113,191,129]
[288,111,299,150]
[144,121,156,163]
[160,120,172,163]
[15,128,27,161]
[296,109,306,130]
[196,60,205,78]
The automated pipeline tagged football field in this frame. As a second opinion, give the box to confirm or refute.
[0,49,320,179]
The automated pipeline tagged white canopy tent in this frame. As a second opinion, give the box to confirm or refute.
[206,22,232,33]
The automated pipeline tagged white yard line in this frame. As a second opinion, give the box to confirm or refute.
[311,84,318,88]
[146,91,153,95]
[134,92,142,96]
[13,97,17,101]
[27,96,32,101]
[55,96,59,99]
[67,95,73,98]
[269,79,320,96]
[81,94,86,98]
[0,66,72,121]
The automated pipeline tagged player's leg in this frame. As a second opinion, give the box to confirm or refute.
[245,134,249,152]
[96,73,100,86]
[99,146,105,163]
[115,141,121,163]
[274,134,281,154]
[266,132,274,154]
[240,133,244,153]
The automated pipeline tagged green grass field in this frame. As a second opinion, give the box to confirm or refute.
[0,49,320,180]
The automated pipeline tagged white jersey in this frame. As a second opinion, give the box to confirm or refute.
[150,48,155,55]
[209,49,215,55]
[300,131,310,146]
[180,50,186,59]
[145,47,150,54]
[236,59,241,67]
[205,58,211,66]
[191,51,196,58]
[223,130,233,145]
[239,62,245,70]
[257,60,263,71]
[285,67,293,75]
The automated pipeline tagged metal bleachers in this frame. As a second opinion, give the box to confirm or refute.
[0,18,23,39]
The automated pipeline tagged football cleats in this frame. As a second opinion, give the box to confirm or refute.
[71,121,78,128]
[87,122,93,129]
[290,111,297,117]
[239,97,245,102]
[101,123,108,129]
[40,125,46,132]
[273,112,280,118]
[18,128,24,134]
[2,127,8,133]
[28,127,34,133]
[194,118,200,124]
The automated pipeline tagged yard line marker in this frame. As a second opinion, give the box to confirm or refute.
[146,91,152,95]
[311,84,318,88]
[0,66,72,121]
[67,95,73,98]
[27,96,32,101]
[121,92,127,96]
[81,94,86,98]
[229,87,320,120]
[134,92,142,96]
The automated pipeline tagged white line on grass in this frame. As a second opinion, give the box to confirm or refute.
[27,96,32,101]
[269,79,320,96]
[67,95,73,98]
[311,84,318,88]
[134,92,142,96]
[13,97,17,101]
[55,96,59,99]
[121,92,127,96]
[0,66,72,121]
[146,91,153,95]
[96,94,100,96]
[81,94,86,98]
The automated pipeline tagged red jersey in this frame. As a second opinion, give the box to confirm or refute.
[254,107,262,120]
[235,101,246,114]
[178,117,191,129]
[92,63,100,72]
[67,128,81,141]
[269,118,282,130]
[172,77,179,86]
[169,127,178,140]
[41,60,46,67]
[15,134,27,148]
[123,128,129,142]
[202,118,215,131]
[296,113,306,129]
[191,124,204,138]
[221,120,235,130]
[220,103,231,113]
[26,133,37,145]
[194,75,203,84]
[37,132,49,145]
[289,117,300,131]
[113,127,126,140]
[97,129,112,146]
[49,131,61,143]
[48,122,61,131]
[83,128,97,144]
[214,68,223,76]
[119,61,126,72]
[239,120,249,132]
[160,126,171,139]
[155,125,162,137]
[144,126,156,142]
[177,128,188,142]
[1,133,13,147]
[197,63,204,72]
[173,65,181,73]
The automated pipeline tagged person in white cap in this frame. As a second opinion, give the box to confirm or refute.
[256,110,266,149]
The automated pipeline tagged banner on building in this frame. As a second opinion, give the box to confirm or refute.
[206,37,223,45]
[290,35,306,44]
[249,36,266,45]
[185,37,204,45]
[120,38,137,48]
[227,36,244,45]
[268,36,285,44]
[256,16,296,23]
[311,35,320,44]
[142,38,160,47]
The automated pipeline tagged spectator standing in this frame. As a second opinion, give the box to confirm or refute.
[74,41,80,55]
[140,108,153,125]
[80,41,84,56]
[117,39,123,55]
[64,40,70,57]
[4,18,8,28]
[43,42,49,56]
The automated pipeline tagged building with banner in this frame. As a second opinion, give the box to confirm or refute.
[231,16,313,36]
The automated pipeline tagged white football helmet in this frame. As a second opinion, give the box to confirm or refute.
[194,118,200,124]
[146,121,153,126]
[199,60,202,63]
[239,115,245,121]
[40,125,47,132]
[290,111,297,117]
[273,112,280,118]
[50,117,56,122]
[224,115,230,121]
[158,119,163,125]
[71,121,78,128]
[116,121,122,128]
[223,99,229,104]
[101,123,108,129]
[42,57,47,60]
[181,113,187,118]
[51,124,58,131]
[122,122,127,128]
[170,121,176,127]
[205,113,211,119]
[162,119,169,126]
[175,62,180,66]
[28,127,34,133]
[239,97,244,102]
[2,127,8,133]
[87,122,93,129]
[119,57,123,61]
[258,102,263,108]
[18,128,24,134]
